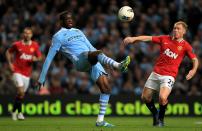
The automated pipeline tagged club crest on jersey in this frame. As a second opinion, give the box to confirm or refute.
[164,48,178,59]
[30,47,35,52]
[177,46,182,51]
[20,53,32,60]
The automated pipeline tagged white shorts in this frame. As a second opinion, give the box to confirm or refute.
[12,73,30,92]
[145,72,175,91]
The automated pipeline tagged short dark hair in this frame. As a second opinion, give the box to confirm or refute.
[58,10,71,21]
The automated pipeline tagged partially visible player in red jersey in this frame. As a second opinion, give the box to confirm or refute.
[6,27,42,120]
[122,21,199,127]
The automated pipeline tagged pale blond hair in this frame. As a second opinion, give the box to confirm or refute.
[174,21,188,31]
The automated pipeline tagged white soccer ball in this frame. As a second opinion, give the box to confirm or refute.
[118,6,134,22]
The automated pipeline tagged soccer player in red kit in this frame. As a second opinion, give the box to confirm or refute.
[6,27,42,120]
[122,21,199,127]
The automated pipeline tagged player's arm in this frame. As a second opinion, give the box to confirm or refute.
[123,36,152,46]
[32,56,42,62]
[185,44,199,80]
[38,47,57,85]
[186,57,199,80]
[38,37,62,86]
[32,44,42,62]
[6,45,15,72]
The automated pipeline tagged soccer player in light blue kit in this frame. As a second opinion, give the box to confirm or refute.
[38,11,130,127]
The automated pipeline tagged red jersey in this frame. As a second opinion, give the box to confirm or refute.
[8,41,42,77]
[152,35,196,78]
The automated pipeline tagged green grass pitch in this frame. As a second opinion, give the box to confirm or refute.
[0,117,202,131]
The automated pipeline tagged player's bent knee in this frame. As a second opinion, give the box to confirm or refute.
[88,51,99,65]
[17,90,25,99]
[18,93,25,99]
[141,94,152,103]
[159,96,168,105]
[101,85,111,94]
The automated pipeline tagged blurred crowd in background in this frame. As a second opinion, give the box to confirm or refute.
[0,0,202,96]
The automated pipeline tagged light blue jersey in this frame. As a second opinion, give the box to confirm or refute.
[38,27,106,84]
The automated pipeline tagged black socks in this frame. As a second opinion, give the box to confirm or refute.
[12,97,22,112]
[146,100,158,116]
[159,104,167,121]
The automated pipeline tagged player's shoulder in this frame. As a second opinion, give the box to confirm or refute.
[31,40,40,47]
[182,40,192,49]
[153,35,170,41]
[182,39,190,45]
[13,40,22,45]
[53,27,70,39]
[53,27,83,38]
[53,28,63,37]
[10,41,24,48]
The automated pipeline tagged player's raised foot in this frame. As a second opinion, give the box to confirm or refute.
[157,119,165,127]
[153,110,159,126]
[119,56,131,72]
[88,50,102,65]
[11,111,18,121]
[17,113,25,120]
[96,121,115,127]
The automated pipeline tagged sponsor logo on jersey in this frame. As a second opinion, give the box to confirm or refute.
[20,53,32,60]
[67,35,82,41]
[163,48,178,59]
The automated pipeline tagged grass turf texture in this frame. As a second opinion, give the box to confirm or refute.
[0,117,202,131]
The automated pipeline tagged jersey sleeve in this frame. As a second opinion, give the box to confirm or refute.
[38,36,61,84]
[35,43,42,57]
[152,36,165,45]
[8,43,17,53]
[186,43,196,59]
[50,36,62,52]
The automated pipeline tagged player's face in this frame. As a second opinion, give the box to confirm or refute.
[23,29,33,41]
[172,24,186,39]
[64,13,73,28]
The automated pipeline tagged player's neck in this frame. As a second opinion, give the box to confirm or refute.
[22,40,32,45]
[172,37,184,43]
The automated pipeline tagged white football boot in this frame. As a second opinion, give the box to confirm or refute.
[11,112,18,121]
[17,113,25,120]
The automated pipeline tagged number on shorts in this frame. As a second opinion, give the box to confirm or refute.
[168,79,174,88]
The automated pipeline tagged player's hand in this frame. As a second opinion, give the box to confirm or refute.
[186,69,196,80]
[122,37,136,46]
[35,82,44,91]
[32,56,40,62]
[32,56,37,61]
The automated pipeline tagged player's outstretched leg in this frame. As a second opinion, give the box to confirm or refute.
[95,76,114,127]
[88,50,103,65]
[97,53,130,72]
[119,56,131,72]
